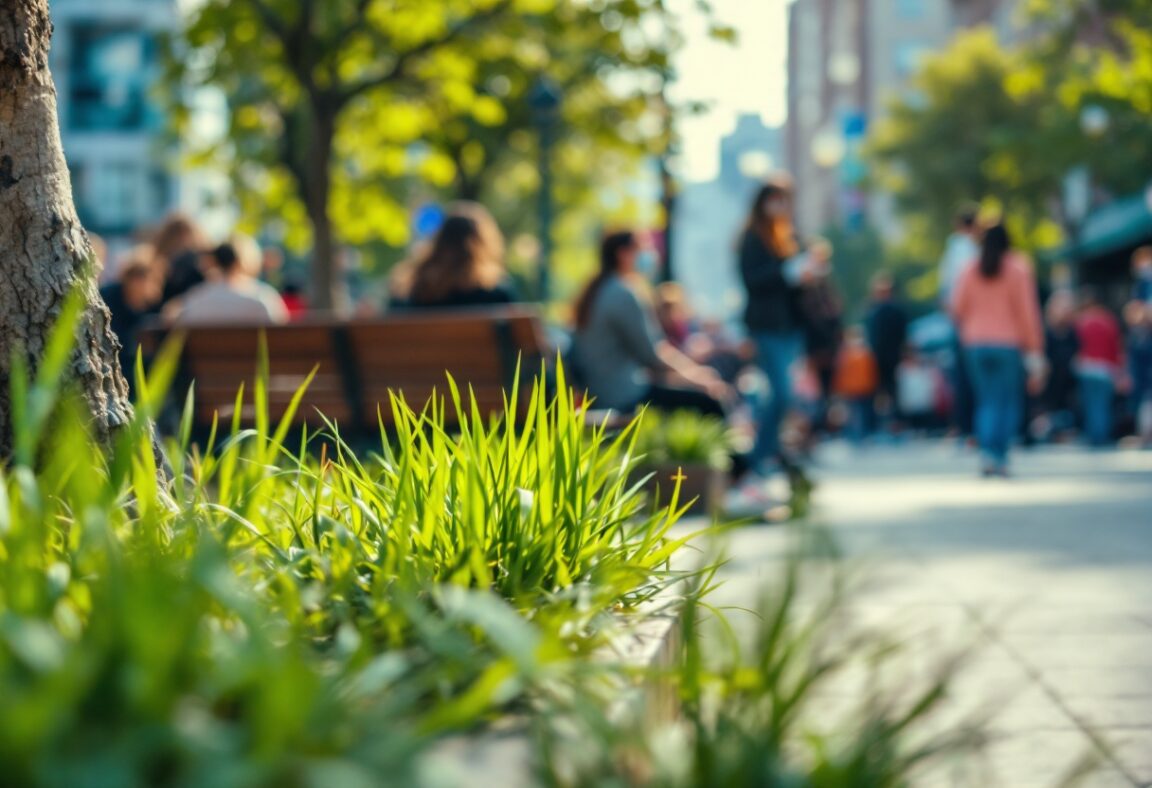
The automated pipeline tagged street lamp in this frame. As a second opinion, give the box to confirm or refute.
[529,77,562,303]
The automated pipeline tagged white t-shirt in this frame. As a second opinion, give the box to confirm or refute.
[175,279,289,325]
[898,363,938,415]
[939,232,979,307]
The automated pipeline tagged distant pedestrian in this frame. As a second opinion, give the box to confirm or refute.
[402,202,519,309]
[952,222,1044,476]
[939,205,981,437]
[1040,291,1080,441]
[1074,288,1124,447]
[798,238,844,436]
[171,235,288,326]
[897,348,945,433]
[938,205,981,308]
[1124,300,1152,445]
[1132,246,1152,304]
[280,281,309,320]
[865,273,908,430]
[833,327,878,444]
[738,176,805,474]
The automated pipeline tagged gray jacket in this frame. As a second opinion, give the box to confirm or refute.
[573,276,664,410]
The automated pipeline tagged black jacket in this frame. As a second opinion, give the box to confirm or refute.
[739,230,801,334]
[866,300,908,371]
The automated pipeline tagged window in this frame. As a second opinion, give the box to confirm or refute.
[69,25,159,131]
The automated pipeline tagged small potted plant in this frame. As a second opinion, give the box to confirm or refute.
[632,409,732,516]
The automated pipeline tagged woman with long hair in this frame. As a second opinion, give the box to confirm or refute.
[952,222,1045,476]
[739,176,805,474]
[404,202,517,308]
[572,230,728,415]
[154,212,209,305]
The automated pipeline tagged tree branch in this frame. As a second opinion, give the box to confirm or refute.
[247,0,318,94]
[338,0,515,104]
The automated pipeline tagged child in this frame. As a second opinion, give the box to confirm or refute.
[834,327,879,444]
[1124,300,1152,445]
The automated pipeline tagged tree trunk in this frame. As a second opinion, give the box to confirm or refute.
[303,107,348,314]
[0,0,134,459]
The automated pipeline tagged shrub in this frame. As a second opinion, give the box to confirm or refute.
[0,307,696,786]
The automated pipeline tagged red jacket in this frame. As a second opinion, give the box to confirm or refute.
[1075,307,1123,369]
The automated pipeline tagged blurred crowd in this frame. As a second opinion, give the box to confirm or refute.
[96,182,1152,488]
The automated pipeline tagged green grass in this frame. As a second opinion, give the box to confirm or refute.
[0,302,991,786]
[0,304,699,786]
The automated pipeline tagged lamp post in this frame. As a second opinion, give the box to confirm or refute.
[529,77,561,303]
[1064,104,1111,271]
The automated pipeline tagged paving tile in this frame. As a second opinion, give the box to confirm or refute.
[1063,695,1152,730]
[1102,730,1152,785]
[713,443,1152,786]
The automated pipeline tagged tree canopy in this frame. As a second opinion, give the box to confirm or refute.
[166,0,719,309]
[869,1,1152,292]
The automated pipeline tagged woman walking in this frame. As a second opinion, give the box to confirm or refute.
[739,177,805,476]
[952,223,1045,476]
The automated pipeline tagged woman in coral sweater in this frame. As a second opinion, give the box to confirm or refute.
[952,223,1045,476]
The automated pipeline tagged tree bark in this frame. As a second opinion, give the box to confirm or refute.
[0,0,134,458]
[300,104,348,314]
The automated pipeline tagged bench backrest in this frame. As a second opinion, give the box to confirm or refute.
[140,307,547,436]
[345,309,545,427]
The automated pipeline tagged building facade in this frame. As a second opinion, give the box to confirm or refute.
[49,0,184,254]
[673,114,784,319]
[785,0,1018,237]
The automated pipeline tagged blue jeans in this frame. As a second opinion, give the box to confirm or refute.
[847,397,874,445]
[1079,374,1114,446]
[966,346,1023,466]
[751,332,801,468]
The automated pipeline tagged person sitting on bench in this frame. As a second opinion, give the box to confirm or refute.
[397,202,519,309]
[169,235,288,326]
[571,229,731,416]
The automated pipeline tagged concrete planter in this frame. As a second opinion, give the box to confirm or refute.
[639,462,728,517]
[425,590,686,786]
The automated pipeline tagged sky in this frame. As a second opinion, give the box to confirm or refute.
[670,0,788,183]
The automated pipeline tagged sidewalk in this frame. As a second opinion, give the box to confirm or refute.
[701,442,1152,787]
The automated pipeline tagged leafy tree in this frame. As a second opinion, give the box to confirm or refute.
[871,0,1152,269]
[869,30,1068,251]
[168,0,697,311]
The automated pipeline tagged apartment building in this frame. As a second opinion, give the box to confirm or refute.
[785,0,1018,237]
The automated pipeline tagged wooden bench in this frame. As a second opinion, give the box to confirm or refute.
[138,306,549,438]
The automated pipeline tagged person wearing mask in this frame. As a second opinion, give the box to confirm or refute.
[865,273,908,431]
[99,245,162,386]
[171,235,288,325]
[1040,291,1080,441]
[952,223,1045,476]
[402,202,518,308]
[797,238,843,437]
[572,230,729,417]
[1074,287,1125,447]
[939,206,981,438]
[1132,246,1152,304]
[739,177,805,473]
